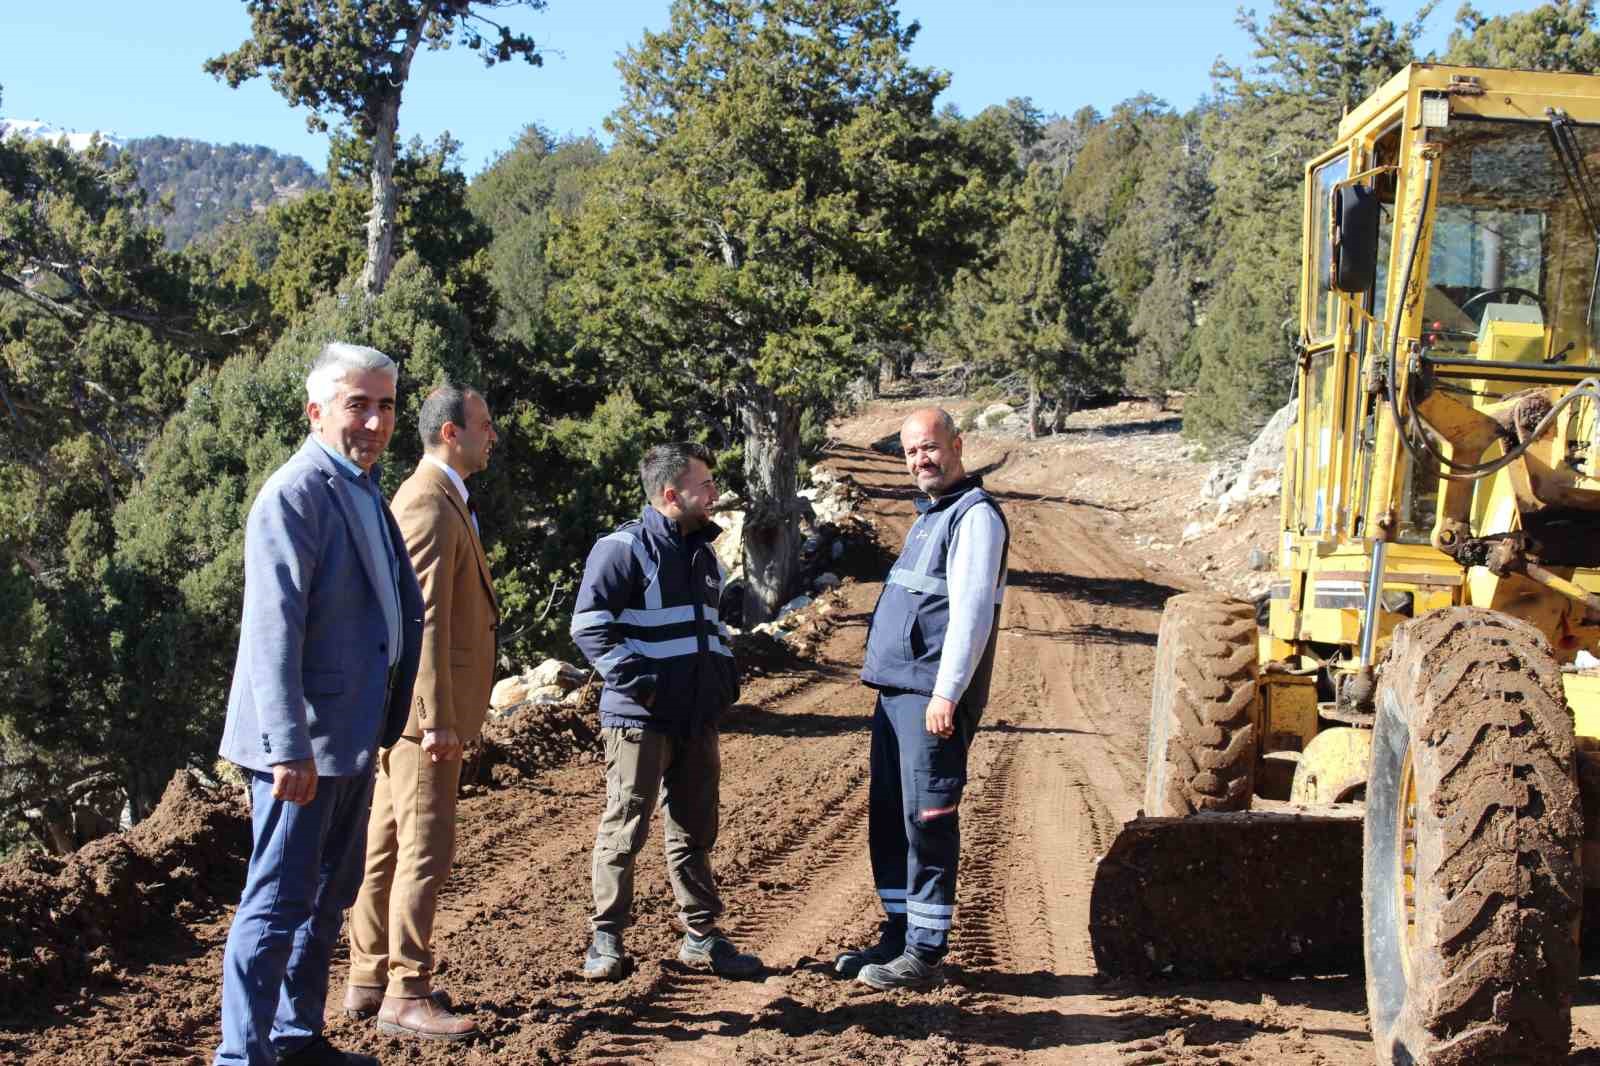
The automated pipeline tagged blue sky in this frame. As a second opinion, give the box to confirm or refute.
[1,1,1533,176]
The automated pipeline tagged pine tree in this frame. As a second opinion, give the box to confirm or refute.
[942,165,1130,436]
[1125,114,1213,402]
[1443,1,1600,72]
[206,0,544,298]
[1186,0,1431,445]
[555,0,1005,622]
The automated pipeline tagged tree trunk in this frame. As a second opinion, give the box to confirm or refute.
[1048,390,1074,433]
[1026,378,1042,438]
[359,93,402,299]
[357,11,430,299]
[739,384,802,626]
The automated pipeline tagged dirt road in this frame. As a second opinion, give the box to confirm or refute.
[16,399,1600,1065]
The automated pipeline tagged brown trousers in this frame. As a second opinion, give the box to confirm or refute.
[347,738,462,997]
[592,725,723,936]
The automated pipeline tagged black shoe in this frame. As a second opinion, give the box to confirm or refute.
[857,950,944,991]
[277,1035,379,1066]
[582,930,626,981]
[678,931,763,977]
[833,922,906,978]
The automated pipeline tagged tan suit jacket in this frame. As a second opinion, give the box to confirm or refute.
[390,461,499,742]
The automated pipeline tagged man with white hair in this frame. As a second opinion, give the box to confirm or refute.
[213,342,424,1066]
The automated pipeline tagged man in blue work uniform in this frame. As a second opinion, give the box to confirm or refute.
[838,407,1009,991]
[569,441,761,981]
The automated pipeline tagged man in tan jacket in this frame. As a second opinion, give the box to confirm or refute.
[344,384,499,1041]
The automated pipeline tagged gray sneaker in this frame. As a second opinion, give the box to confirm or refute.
[678,931,762,977]
[833,922,906,978]
[857,950,944,991]
[582,930,626,981]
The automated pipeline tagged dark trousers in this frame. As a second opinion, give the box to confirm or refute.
[214,769,374,1066]
[868,689,977,962]
[591,725,723,936]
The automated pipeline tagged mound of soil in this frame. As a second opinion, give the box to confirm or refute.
[475,683,604,787]
[0,772,248,1016]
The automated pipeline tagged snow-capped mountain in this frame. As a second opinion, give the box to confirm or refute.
[0,117,123,152]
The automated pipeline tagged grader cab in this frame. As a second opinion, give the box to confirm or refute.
[1090,64,1600,1065]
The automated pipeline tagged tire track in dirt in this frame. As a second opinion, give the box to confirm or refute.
[929,474,1165,1064]
[554,695,877,1061]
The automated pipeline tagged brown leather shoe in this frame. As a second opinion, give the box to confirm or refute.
[376,994,478,1042]
[346,984,452,1020]
[342,984,384,1020]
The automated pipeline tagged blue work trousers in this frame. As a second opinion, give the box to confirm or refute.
[214,768,374,1065]
[868,689,977,962]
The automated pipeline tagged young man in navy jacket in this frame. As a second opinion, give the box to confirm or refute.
[569,442,760,980]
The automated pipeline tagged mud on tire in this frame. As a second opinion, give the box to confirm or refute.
[1365,607,1581,1066]
[1143,592,1259,817]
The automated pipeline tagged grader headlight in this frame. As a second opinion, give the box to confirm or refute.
[1419,91,1450,130]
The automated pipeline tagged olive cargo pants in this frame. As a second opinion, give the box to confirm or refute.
[591,725,724,936]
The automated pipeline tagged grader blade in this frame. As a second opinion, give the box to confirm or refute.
[1090,805,1364,979]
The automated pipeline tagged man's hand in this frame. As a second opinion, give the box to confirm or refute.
[925,696,957,738]
[422,727,462,763]
[271,759,318,806]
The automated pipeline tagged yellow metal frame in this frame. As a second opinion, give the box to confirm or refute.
[1267,64,1600,775]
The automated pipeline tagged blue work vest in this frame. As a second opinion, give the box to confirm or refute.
[860,477,1008,709]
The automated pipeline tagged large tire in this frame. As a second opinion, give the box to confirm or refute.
[1365,608,1581,1066]
[1144,593,1259,817]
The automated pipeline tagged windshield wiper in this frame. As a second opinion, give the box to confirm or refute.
[1547,108,1600,345]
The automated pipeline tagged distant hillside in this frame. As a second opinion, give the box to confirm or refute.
[1,119,324,248]
[121,136,325,248]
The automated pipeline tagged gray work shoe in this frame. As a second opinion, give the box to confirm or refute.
[833,922,906,978]
[857,950,944,991]
[678,931,762,977]
[582,930,626,981]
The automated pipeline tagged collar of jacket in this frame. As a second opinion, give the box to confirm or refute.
[304,435,384,487]
[642,503,722,546]
[915,474,983,515]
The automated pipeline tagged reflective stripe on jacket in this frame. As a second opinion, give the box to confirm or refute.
[570,505,738,735]
[860,477,1008,709]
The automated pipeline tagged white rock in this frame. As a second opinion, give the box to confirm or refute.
[809,463,836,486]
[1181,520,1206,543]
[1215,401,1294,512]
[1249,475,1282,500]
[490,675,532,710]
[778,594,813,619]
[714,510,745,577]
[810,486,856,525]
[981,402,1015,419]
[1201,461,1237,502]
[528,658,586,691]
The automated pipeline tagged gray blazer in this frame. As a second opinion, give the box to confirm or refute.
[219,437,424,776]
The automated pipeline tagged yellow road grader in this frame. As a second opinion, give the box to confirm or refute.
[1090,64,1600,1064]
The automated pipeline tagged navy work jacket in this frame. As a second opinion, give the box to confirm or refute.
[570,505,739,735]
